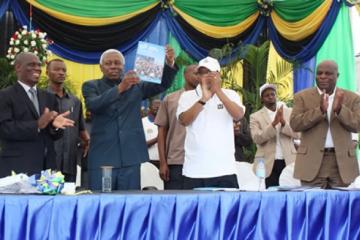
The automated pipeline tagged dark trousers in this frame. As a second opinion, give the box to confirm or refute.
[88,164,140,191]
[183,174,239,189]
[265,159,286,188]
[149,160,160,169]
[165,165,184,190]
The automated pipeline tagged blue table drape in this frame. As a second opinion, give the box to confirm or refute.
[1,191,360,240]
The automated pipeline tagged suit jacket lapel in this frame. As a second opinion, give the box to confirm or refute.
[309,88,322,112]
[15,82,39,119]
[37,90,46,116]
[260,106,272,125]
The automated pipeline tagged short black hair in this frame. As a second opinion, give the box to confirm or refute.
[46,58,64,70]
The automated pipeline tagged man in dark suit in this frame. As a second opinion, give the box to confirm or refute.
[82,47,177,190]
[0,52,75,177]
[290,60,360,188]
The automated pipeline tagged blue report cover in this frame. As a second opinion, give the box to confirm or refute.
[134,41,165,84]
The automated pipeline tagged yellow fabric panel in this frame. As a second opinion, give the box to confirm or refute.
[44,55,103,100]
[27,0,159,26]
[270,0,331,41]
[266,42,293,102]
[173,6,259,38]
[356,5,360,14]
[221,60,244,100]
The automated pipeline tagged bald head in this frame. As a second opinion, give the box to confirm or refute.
[317,60,338,73]
[184,64,199,90]
[14,52,39,66]
[184,64,197,75]
[316,60,339,94]
[15,52,42,87]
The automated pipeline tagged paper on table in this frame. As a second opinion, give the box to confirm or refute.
[0,173,39,194]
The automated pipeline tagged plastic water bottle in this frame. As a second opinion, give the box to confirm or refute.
[255,158,266,191]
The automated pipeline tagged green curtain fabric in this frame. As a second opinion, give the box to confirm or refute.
[273,0,324,22]
[173,0,258,26]
[316,3,355,91]
[33,0,158,17]
[167,33,196,93]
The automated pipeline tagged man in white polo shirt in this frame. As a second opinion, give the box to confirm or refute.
[176,56,245,189]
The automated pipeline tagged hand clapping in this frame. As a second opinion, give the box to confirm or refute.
[320,89,329,113]
[52,111,75,129]
[37,108,58,129]
[200,77,212,102]
[272,105,285,127]
[38,108,75,129]
[333,89,344,114]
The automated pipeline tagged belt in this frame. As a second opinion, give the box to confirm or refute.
[323,148,335,153]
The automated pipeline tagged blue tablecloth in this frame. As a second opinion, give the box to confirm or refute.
[0,190,359,240]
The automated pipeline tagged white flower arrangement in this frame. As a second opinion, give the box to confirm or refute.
[6,26,53,65]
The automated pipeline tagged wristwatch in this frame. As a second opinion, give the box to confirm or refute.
[198,100,206,105]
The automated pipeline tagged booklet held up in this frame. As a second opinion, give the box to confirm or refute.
[134,41,165,84]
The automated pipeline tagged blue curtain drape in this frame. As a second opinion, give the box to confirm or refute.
[0,0,10,19]
[0,0,11,19]
[293,57,316,93]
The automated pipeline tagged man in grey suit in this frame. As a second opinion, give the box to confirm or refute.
[82,47,177,190]
[290,60,360,188]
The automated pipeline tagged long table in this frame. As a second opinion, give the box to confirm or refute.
[1,190,359,239]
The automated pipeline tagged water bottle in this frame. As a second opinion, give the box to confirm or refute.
[255,158,266,191]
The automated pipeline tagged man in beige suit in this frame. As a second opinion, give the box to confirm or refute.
[290,60,360,188]
[250,83,299,188]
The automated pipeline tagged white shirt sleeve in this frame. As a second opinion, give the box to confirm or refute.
[352,132,359,141]
[176,90,197,120]
[226,89,246,112]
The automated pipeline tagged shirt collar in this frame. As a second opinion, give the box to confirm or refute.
[317,87,336,97]
[265,101,284,114]
[18,80,37,92]
[103,76,122,86]
[46,86,70,98]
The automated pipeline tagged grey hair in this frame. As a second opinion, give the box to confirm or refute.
[99,49,125,65]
